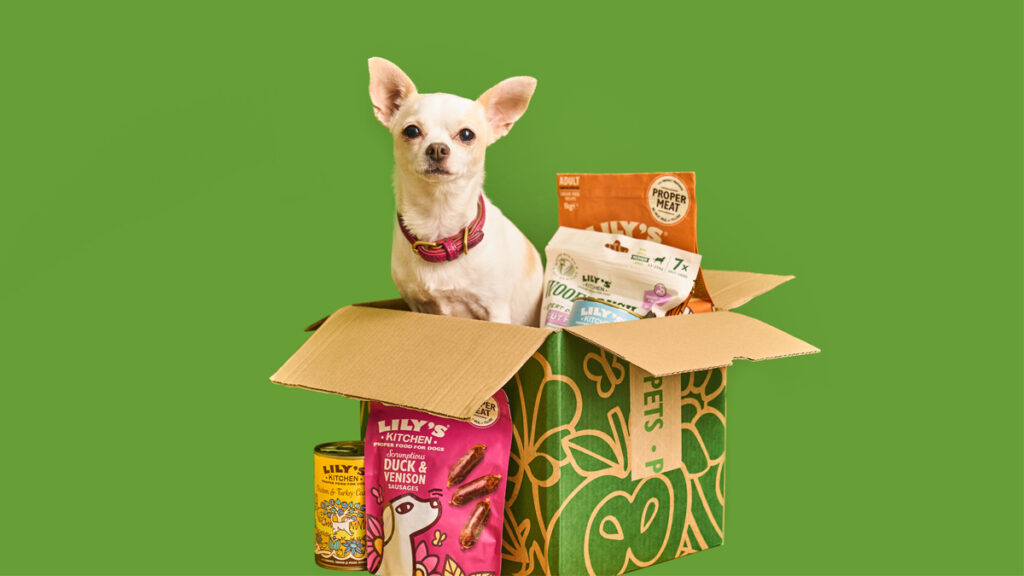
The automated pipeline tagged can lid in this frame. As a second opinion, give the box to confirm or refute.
[315,441,364,458]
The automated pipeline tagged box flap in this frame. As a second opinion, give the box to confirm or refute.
[304,300,412,332]
[272,306,552,421]
[353,298,411,311]
[564,311,818,376]
[703,269,795,311]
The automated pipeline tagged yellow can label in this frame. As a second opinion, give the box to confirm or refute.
[314,453,366,568]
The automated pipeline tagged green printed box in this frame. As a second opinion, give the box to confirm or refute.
[273,270,817,575]
[500,336,728,575]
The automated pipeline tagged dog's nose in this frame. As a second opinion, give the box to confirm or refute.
[426,143,449,162]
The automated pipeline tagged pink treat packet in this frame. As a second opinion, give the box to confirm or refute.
[364,391,512,576]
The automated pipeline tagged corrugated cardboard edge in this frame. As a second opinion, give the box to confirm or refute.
[305,299,411,332]
[353,298,410,311]
[274,382,471,422]
[703,270,795,311]
[304,315,331,332]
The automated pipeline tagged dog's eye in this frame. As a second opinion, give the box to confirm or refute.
[395,502,413,514]
[457,128,475,143]
[402,125,421,139]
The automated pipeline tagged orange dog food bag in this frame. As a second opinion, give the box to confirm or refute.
[556,172,713,313]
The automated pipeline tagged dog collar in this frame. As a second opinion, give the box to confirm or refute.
[398,195,486,263]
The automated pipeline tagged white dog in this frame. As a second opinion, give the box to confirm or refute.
[368,57,543,326]
[379,493,442,576]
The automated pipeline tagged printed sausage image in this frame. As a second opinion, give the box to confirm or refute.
[450,474,502,506]
[447,444,486,486]
[459,499,491,550]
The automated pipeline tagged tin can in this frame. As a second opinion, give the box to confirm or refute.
[567,296,646,326]
[314,441,366,571]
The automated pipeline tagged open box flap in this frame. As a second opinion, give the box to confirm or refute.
[703,270,795,311]
[353,298,411,311]
[272,305,552,421]
[564,310,819,376]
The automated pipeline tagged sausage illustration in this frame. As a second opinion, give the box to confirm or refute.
[459,499,491,550]
[449,474,502,506]
[447,444,486,487]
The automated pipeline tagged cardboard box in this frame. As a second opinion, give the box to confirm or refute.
[272,270,817,575]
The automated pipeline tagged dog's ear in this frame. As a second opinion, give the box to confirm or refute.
[477,76,537,144]
[368,57,418,127]
[381,503,395,545]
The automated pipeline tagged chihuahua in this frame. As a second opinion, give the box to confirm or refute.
[368,57,542,326]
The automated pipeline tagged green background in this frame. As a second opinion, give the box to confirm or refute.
[1,1,1021,574]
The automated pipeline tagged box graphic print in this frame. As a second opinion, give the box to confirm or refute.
[502,334,725,575]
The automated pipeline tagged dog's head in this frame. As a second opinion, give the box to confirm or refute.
[368,57,536,183]
[381,493,442,544]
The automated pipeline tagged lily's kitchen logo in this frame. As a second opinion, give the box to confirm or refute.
[586,221,664,243]
[582,274,611,289]
[377,418,448,438]
[647,176,689,225]
[322,463,366,476]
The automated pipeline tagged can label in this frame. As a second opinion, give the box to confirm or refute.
[567,298,644,326]
[314,452,366,569]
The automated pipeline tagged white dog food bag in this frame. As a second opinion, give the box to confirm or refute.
[541,226,703,329]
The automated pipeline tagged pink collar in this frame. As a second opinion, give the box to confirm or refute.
[398,195,486,263]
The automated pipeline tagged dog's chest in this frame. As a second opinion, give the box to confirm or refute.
[392,248,500,320]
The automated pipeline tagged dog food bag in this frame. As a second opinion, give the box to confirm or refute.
[541,226,702,329]
[557,172,714,313]
[364,393,512,576]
